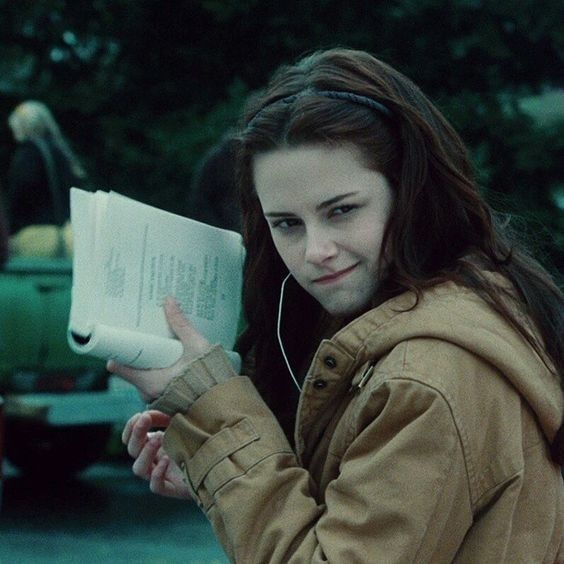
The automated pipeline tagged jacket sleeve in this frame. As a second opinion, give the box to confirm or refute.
[162,371,472,563]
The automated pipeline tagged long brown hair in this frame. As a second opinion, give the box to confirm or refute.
[235,48,564,461]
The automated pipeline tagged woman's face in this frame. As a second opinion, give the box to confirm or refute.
[253,143,393,317]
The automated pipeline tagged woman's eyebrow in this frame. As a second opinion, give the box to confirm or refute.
[264,192,359,217]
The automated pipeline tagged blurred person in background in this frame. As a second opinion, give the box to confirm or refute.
[6,101,85,257]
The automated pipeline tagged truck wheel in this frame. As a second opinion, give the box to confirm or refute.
[5,418,113,478]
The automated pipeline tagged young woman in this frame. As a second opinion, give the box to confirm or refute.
[112,48,563,562]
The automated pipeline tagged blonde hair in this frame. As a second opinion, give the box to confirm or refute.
[8,100,86,178]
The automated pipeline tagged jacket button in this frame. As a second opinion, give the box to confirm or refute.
[313,379,328,390]
[324,356,337,369]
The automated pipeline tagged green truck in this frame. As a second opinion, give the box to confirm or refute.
[0,256,144,478]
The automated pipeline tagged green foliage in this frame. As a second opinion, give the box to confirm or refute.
[0,0,562,269]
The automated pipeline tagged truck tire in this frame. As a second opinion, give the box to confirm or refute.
[5,418,113,478]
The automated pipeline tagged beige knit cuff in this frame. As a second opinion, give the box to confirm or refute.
[148,345,238,415]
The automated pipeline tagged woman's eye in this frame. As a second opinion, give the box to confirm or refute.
[330,204,357,217]
[271,218,301,230]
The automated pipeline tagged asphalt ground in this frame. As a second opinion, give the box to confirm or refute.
[0,459,228,564]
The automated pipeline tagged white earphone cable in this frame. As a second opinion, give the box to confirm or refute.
[277,273,302,393]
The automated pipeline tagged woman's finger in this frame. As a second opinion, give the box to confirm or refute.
[144,410,172,428]
[108,360,156,387]
[122,412,142,445]
[163,297,196,342]
[149,456,170,495]
[122,410,170,448]
[163,297,211,355]
[108,361,164,402]
[132,434,162,480]
[127,412,154,457]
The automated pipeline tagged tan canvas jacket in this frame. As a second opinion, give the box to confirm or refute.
[158,281,563,563]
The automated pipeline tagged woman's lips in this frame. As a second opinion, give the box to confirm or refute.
[313,263,359,284]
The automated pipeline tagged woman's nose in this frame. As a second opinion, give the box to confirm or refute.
[304,228,338,265]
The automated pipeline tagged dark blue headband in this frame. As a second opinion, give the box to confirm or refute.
[248,89,392,127]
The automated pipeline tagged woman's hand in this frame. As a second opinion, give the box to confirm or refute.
[122,410,193,500]
[107,297,212,402]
